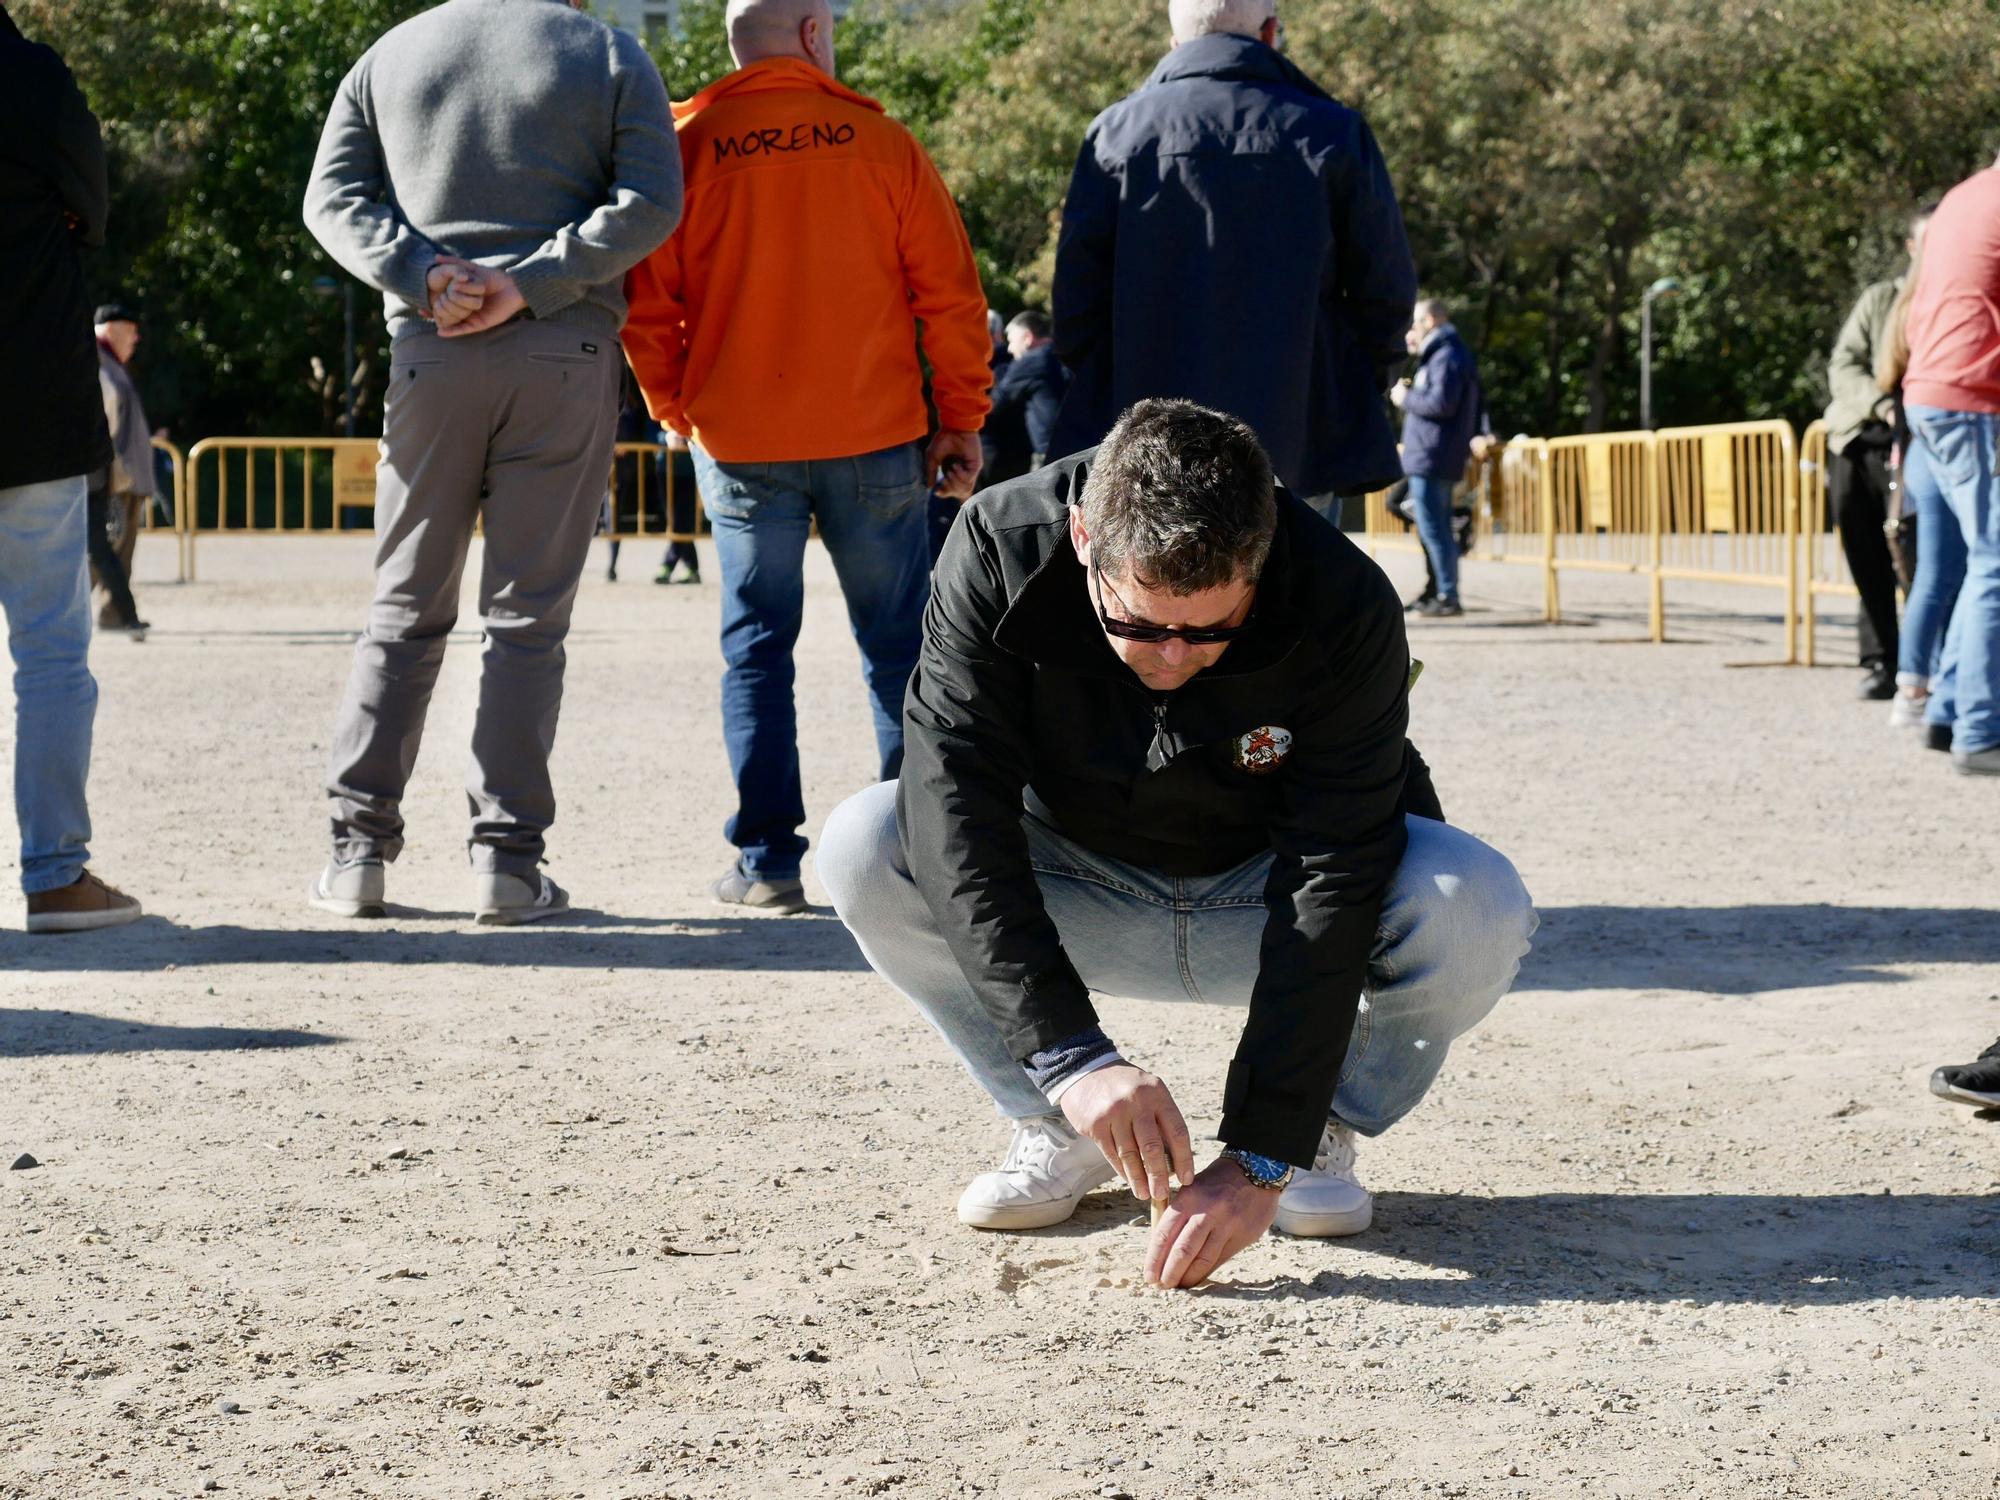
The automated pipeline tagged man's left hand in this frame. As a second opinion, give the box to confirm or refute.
[927,429,983,500]
[1389,379,1410,410]
[1145,1157,1284,1290]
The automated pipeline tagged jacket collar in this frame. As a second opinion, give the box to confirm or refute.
[1418,324,1459,360]
[993,474,1308,686]
[1147,32,1334,104]
[674,57,886,123]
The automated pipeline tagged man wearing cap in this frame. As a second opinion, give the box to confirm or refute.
[820,400,1534,1290]
[0,6,144,931]
[91,303,152,637]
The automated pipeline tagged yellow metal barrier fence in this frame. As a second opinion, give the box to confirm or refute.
[1653,420,1799,663]
[600,442,705,545]
[1365,424,1802,655]
[146,436,188,582]
[181,438,697,580]
[1798,419,1857,667]
[1543,430,1655,628]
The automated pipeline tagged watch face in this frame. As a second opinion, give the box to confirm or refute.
[1229,1149,1291,1187]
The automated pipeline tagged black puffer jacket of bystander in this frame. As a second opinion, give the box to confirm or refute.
[0,8,113,491]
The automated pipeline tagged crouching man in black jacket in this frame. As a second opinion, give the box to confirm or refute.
[820,400,1534,1290]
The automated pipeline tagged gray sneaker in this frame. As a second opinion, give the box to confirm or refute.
[711,864,808,915]
[474,870,570,925]
[310,858,385,919]
[1953,745,2000,777]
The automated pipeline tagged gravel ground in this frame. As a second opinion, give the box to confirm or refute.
[2,531,1996,1500]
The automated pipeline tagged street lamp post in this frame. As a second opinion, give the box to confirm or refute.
[1640,276,1681,431]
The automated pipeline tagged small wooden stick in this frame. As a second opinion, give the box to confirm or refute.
[1150,1196,1167,1226]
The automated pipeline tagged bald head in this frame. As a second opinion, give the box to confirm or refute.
[727,0,835,73]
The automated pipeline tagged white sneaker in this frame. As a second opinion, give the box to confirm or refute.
[1888,692,1929,729]
[1273,1124,1374,1237]
[474,871,570,926]
[957,1114,1117,1230]
[309,858,385,919]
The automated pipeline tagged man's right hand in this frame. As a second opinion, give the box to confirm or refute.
[1058,1063,1195,1205]
[927,428,983,501]
[431,258,527,338]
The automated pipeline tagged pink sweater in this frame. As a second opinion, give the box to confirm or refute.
[1905,167,2000,416]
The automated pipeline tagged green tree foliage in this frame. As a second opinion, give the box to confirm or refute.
[20,0,2000,441]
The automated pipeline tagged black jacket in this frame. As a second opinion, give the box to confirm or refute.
[981,343,1069,486]
[0,11,112,491]
[898,452,1417,1166]
[1048,34,1416,499]
[1399,326,1481,481]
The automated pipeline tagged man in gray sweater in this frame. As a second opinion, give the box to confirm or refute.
[303,0,682,924]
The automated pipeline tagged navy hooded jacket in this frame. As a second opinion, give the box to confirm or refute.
[1399,325,1481,482]
[1048,33,1416,497]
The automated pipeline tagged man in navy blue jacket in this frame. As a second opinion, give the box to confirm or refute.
[981,310,1068,487]
[1048,0,1416,510]
[1394,299,1482,616]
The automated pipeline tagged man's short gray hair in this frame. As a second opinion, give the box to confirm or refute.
[1169,0,1276,42]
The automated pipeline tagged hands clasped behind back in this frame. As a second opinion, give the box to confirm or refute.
[424,257,527,336]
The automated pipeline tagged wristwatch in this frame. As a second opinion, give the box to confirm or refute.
[1220,1147,1295,1191]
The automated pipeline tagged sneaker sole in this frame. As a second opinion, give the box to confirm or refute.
[958,1196,1091,1231]
[475,900,571,927]
[1930,1071,2000,1108]
[309,888,385,920]
[1273,1198,1375,1238]
[25,905,145,934]
[711,885,809,916]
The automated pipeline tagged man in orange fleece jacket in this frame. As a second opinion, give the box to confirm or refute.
[624,0,990,914]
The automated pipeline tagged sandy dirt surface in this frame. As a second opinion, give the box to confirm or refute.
[3,530,1997,1500]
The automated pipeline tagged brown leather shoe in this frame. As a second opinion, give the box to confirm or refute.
[25,871,143,934]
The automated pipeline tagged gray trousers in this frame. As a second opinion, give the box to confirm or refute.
[326,321,618,876]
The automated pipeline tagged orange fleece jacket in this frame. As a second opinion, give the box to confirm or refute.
[622,59,990,463]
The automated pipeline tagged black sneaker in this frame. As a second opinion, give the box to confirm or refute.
[1857,667,1896,701]
[1931,1038,2000,1108]
[1416,597,1464,618]
[1926,723,1954,754]
[1403,590,1436,614]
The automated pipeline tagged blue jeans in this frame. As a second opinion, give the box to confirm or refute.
[694,443,931,881]
[0,477,98,895]
[820,781,1536,1133]
[1408,474,1460,603]
[1896,437,1966,688]
[1908,406,2000,753]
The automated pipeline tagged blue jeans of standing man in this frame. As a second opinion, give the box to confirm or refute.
[0,477,99,895]
[1896,437,1966,689]
[694,443,932,882]
[1907,405,2000,754]
[819,780,1536,1133]
[1408,474,1460,604]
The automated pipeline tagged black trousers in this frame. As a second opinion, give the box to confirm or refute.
[85,488,141,628]
[1828,440,1901,669]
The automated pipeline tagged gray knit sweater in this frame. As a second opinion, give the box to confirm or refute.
[304,0,682,337]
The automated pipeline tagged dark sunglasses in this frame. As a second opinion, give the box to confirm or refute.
[1090,564,1258,645]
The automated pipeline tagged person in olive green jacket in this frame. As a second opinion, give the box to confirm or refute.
[1824,210,1927,700]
